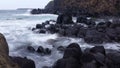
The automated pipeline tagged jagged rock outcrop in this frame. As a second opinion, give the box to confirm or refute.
[0,33,36,68]
[0,33,19,68]
[54,0,120,16]
[45,1,54,12]
[30,0,120,16]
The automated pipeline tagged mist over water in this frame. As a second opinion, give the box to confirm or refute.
[0,10,120,68]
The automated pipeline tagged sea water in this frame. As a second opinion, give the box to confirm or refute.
[0,10,120,68]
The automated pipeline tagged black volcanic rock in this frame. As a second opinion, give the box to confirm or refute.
[37,46,44,54]
[53,57,80,68]
[27,46,35,52]
[10,57,35,68]
[56,13,74,24]
[44,1,55,13]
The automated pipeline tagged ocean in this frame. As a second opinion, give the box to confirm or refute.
[0,10,120,68]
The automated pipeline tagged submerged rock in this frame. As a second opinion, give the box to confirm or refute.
[27,46,35,52]
[37,46,44,54]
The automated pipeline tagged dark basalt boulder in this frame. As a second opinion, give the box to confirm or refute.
[53,43,120,68]
[77,27,87,38]
[84,28,104,44]
[30,8,43,14]
[53,57,80,68]
[76,16,88,24]
[57,46,66,52]
[96,22,107,32]
[44,48,51,55]
[90,46,106,56]
[105,28,117,42]
[63,43,82,61]
[37,46,51,55]
[86,20,96,27]
[27,46,35,52]
[37,46,44,54]
[81,53,97,68]
[106,52,120,68]
[47,24,59,33]
[67,43,82,56]
[10,57,35,68]
[110,19,120,28]
[39,29,46,34]
[56,13,74,24]
[42,66,52,68]
[36,24,43,29]
[64,26,78,37]
[63,48,81,60]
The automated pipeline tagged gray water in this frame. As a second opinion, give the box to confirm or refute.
[0,10,120,68]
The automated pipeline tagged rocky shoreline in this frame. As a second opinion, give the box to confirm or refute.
[29,12,120,68]
[32,13,120,44]
[0,33,35,68]
[52,43,120,68]
[1,0,120,67]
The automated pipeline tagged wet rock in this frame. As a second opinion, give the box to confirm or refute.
[56,13,74,24]
[90,46,106,55]
[63,43,82,60]
[39,29,46,33]
[30,9,42,14]
[106,52,120,68]
[10,57,35,68]
[93,53,106,66]
[36,24,43,29]
[77,27,87,38]
[32,28,36,31]
[57,46,66,52]
[53,57,80,68]
[0,33,20,68]
[47,24,59,33]
[42,66,52,68]
[81,53,97,68]
[106,28,117,41]
[76,16,88,24]
[110,19,120,28]
[45,21,50,25]
[64,26,78,37]
[37,46,44,54]
[96,22,108,32]
[115,27,120,42]
[86,19,96,27]
[27,46,35,52]
[84,28,104,44]
[44,48,51,55]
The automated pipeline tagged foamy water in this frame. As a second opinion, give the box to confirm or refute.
[0,10,120,68]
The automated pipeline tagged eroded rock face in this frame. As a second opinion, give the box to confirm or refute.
[0,33,19,68]
[0,33,36,68]
[54,0,120,16]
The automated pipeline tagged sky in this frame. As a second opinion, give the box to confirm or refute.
[0,0,52,9]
